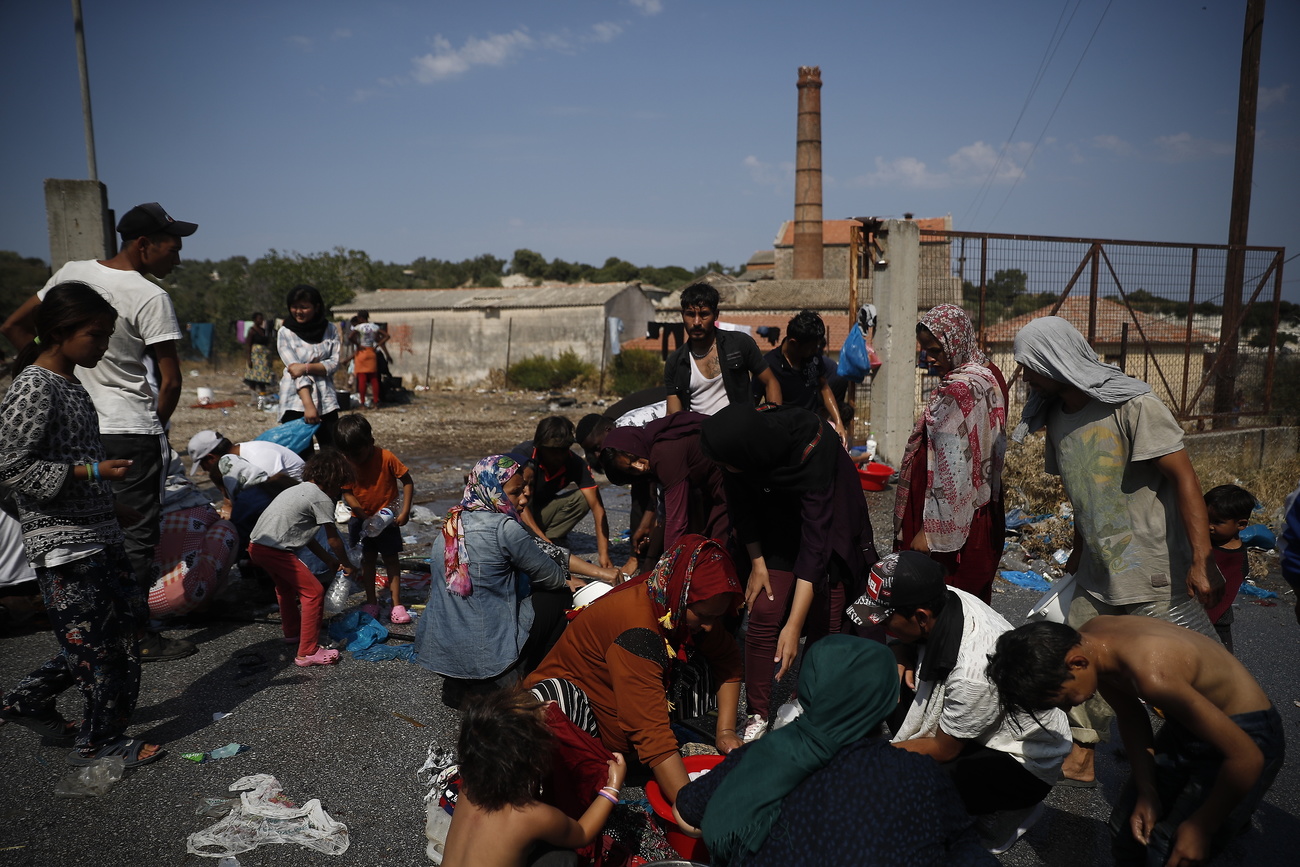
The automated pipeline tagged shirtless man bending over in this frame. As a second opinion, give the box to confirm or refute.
[988,618,1284,867]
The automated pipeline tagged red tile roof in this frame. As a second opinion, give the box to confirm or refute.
[776,217,951,247]
[984,295,1217,345]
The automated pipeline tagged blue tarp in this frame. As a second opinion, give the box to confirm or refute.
[999,570,1053,592]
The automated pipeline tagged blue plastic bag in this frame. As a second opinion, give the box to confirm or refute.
[837,323,872,383]
[351,643,415,662]
[328,610,389,652]
[1239,524,1276,550]
[999,570,1053,592]
[254,418,317,453]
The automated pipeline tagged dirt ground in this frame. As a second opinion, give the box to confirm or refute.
[167,370,617,501]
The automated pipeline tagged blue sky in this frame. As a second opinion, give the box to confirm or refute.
[2,1,1297,295]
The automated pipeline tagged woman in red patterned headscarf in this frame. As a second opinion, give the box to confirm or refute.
[895,304,1009,602]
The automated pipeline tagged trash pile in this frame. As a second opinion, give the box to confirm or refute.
[187,774,349,858]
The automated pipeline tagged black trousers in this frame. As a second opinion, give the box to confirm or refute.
[100,433,167,594]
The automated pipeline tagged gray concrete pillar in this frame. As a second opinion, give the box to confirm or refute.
[871,219,920,468]
[45,179,113,269]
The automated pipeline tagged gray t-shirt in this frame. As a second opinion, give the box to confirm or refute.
[1045,392,1188,605]
[249,482,336,552]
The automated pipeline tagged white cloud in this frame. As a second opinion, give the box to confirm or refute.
[743,155,794,187]
[628,0,664,15]
[1090,134,1133,156]
[587,22,624,43]
[288,34,313,48]
[851,140,1032,189]
[1154,132,1234,162]
[1260,84,1289,111]
[856,156,949,189]
[411,30,534,83]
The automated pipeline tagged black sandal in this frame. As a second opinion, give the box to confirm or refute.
[0,704,77,746]
[67,735,166,769]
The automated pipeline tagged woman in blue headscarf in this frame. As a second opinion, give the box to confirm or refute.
[674,635,995,867]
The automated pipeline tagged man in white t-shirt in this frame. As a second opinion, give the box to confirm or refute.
[851,552,1071,837]
[187,430,304,542]
[2,202,196,662]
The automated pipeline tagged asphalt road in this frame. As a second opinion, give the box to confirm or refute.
[0,485,1296,866]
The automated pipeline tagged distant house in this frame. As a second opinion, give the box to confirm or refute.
[334,283,655,387]
[983,295,1219,414]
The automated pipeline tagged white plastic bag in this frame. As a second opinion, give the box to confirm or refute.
[1026,572,1077,624]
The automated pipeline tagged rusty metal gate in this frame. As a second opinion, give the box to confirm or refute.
[919,230,1288,426]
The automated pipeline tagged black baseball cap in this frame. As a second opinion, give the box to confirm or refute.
[850,551,948,625]
[116,202,198,241]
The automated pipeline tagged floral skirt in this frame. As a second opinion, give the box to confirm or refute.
[245,343,275,388]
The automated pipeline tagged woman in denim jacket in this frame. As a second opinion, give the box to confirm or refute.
[415,455,571,703]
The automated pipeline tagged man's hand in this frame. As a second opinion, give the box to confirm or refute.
[1130,792,1162,846]
[1164,818,1211,867]
[745,561,773,610]
[1185,561,1223,609]
[891,642,918,690]
[910,530,930,554]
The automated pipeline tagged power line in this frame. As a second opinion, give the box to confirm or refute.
[987,0,1115,227]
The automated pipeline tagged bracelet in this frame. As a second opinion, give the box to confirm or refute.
[595,790,618,805]
[600,786,619,795]
[90,462,99,481]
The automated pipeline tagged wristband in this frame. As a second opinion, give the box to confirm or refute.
[596,790,618,805]
[600,786,619,795]
[90,462,99,481]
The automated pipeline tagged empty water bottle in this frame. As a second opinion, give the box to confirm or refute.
[364,508,395,538]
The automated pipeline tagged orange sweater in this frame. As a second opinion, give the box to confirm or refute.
[526,586,741,769]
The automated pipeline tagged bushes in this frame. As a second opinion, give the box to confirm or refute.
[507,350,596,390]
[609,349,663,395]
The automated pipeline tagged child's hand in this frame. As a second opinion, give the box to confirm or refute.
[98,460,133,482]
[339,562,357,577]
[606,753,626,790]
[396,511,411,527]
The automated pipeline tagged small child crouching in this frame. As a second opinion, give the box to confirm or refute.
[248,450,358,666]
[441,689,625,867]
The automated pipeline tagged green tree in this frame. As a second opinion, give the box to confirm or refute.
[0,252,52,347]
[249,247,375,311]
[510,248,547,279]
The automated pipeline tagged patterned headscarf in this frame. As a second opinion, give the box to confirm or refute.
[442,455,522,597]
[895,305,1007,552]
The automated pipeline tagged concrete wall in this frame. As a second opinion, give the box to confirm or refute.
[1184,426,1300,474]
[376,294,654,387]
[45,179,113,268]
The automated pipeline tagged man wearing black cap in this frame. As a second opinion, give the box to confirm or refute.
[1,203,199,662]
[850,552,1071,849]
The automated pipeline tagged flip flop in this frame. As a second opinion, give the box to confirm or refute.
[67,735,166,769]
[1057,777,1098,789]
[0,704,78,747]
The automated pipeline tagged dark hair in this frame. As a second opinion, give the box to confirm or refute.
[335,413,375,453]
[576,413,613,449]
[533,415,576,449]
[457,688,554,811]
[986,621,1082,717]
[252,311,264,320]
[598,448,642,486]
[212,437,235,459]
[786,309,826,346]
[301,449,355,492]
[1204,484,1255,523]
[286,284,324,313]
[891,586,951,622]
[679,282,719,313]
[12,282,118,376]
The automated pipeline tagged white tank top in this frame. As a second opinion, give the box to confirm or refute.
[688,353,729,415]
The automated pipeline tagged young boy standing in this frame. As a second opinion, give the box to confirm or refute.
[988,618,1284,867]
[1204,484,1255,653]
[336,414,415,624]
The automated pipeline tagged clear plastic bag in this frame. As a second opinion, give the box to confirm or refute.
[54,757,125,797]
[186,774,349,858]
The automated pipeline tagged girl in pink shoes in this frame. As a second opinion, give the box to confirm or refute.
[248,451,357,666]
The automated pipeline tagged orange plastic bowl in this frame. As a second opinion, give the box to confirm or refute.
[858,461,893,491]
[645,754,726,862]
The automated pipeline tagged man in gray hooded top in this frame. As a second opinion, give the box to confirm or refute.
[1012,316,1221,786]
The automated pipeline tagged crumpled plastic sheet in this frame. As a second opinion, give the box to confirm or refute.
[1240,582,1279,600]
[351,643,414,662]
[999,570,1053,592]
[186,774,349,858]
[328,610,388,651]
[1004,507,1052,529]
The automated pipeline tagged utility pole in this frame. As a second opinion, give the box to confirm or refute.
[72,0,98,181]
[1214,0,1266,425]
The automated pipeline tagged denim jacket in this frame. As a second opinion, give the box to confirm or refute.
[414,511,567,680]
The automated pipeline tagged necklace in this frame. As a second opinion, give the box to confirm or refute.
[689,342,714,360]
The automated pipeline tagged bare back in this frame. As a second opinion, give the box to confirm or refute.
[1084,616,1271,717]
[441,796,573,867]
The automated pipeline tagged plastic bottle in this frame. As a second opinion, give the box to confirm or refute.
[864,426,878,462]
[364,508,395,538]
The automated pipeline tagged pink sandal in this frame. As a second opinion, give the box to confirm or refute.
[389,605,411,624]
[294,647,340,667]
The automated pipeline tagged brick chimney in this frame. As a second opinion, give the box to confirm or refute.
[793,66,824,279]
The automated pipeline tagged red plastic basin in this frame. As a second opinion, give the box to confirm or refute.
[644,754,726,863]
[858,461,893,491]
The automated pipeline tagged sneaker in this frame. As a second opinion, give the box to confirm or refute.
[389,604,412,624]
[138,632,197,663]
[742,714,768,743]
[295,647,341,667]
